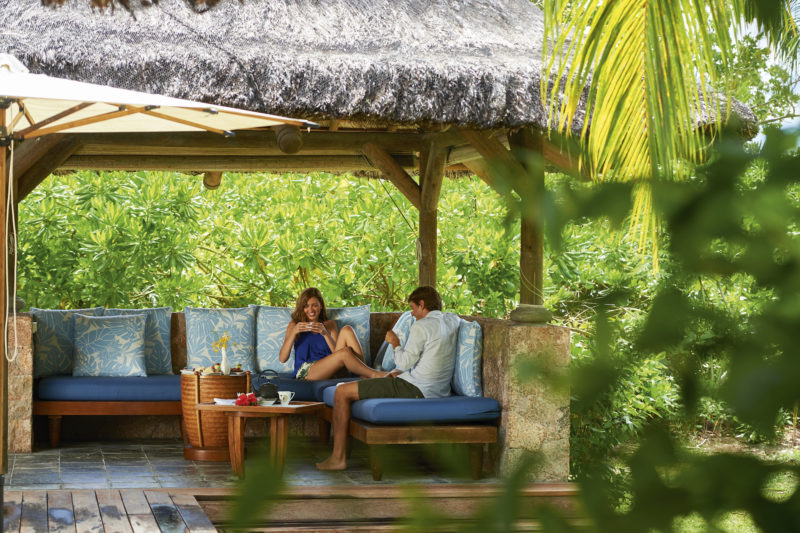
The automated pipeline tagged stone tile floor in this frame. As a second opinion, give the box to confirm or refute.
[3,439,493,490]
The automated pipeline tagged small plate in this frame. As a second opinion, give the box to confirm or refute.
[180,369,196,375]
[258,399,276,406]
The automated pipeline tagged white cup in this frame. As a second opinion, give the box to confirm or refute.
[278,390,295,406]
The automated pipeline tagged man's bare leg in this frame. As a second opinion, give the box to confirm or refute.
[317,382,360,470]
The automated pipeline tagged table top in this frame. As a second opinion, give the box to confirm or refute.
[195,401,323,415]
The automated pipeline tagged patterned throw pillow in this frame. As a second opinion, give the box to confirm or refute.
[252,306,295,374]
[185,307,256,372]
[375,311,416,372]
[328,305,371,366]
[31,307,104,377]
[72,314,148,377]
[253,304,372,373]
[104,307,173,374]
[451,319,484,397]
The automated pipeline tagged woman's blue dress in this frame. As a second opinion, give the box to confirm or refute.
[293,331,331,378]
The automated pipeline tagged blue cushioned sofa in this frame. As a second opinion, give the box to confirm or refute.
[31,309,500,463]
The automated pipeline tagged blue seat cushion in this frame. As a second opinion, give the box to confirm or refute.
[258,374,358,402]
[37,375,181,402]
[322,386,500,424]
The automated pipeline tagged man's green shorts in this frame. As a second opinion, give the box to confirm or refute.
[357,376,423,399]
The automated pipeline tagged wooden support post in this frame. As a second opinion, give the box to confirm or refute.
[202,171,223,190]
[509,128,545,307]
[0,106,8,476]
[418,142,446,288]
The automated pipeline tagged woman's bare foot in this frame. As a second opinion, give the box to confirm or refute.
[316,456,347,471]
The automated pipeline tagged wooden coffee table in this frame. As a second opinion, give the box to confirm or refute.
[195,401,323,478]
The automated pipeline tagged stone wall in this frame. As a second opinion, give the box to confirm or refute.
[8,314,33,453]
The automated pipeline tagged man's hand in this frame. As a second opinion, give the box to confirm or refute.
[385,330,400,348]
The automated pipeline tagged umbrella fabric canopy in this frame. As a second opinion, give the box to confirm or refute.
[0,54,315,139]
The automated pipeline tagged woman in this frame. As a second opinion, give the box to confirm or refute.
[279,287,386,381]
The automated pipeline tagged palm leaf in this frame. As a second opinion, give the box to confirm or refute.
[542,0,798,259]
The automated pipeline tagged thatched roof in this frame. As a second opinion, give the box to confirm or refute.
[3,0,756,134]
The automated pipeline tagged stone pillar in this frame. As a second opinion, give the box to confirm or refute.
[480,318,570,481]
[7,314,33,453]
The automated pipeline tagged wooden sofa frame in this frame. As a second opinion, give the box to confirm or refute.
[317,406,498,481]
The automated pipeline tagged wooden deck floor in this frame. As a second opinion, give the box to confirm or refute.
[3,484,580,532]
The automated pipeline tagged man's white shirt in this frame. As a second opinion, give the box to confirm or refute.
[394,310,460,398]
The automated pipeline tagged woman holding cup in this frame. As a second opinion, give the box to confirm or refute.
[279,287,387,381]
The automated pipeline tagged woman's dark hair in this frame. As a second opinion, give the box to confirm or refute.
[291,287,328,323]
[408,285,442,311]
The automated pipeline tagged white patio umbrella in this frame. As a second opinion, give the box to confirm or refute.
[0,54,314,476]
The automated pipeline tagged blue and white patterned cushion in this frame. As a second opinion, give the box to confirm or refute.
[185,307,256,372]
[104,307,173,375]
[72,314,148,377]
[376,311,416,372]
[31,307,104,377]
[328,305,371,366]
[252,306,295,374]
[253,304,372,372]
[451,319,484,397]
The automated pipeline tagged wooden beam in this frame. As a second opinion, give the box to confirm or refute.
[361,142,421,210]
[509,128,546,306]
[418,142,447,288]
[10,135,68,183]
[449,132,583,178]
[463,159,497,192]
[58,154,417,173]
[202,172,222,190]
[17,137,82,201]
[73,131,424,157]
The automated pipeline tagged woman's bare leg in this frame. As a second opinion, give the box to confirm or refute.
[306,347,384,381]
[334,326,363,361]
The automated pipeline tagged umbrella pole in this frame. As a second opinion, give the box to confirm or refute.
[0,104,8,506]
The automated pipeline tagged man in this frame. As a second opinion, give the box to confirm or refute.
[316,285,460,471]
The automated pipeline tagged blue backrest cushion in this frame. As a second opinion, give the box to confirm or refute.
[327,304,371,366]
[375,311,415,372]
[104,307,173,374]
[451,319,484,397]
[185,307,256,372]
[31,307,104,377]
[252,306,295,374]
[72,314,148,377]
[253,304,371,372]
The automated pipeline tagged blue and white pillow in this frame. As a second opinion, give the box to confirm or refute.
[104,307,173,374]
[252,306,295,374]
[328,305,371,366]
[72,314,148,377]
[31,307,104,377]
[185,307,256,372]
[376,311,416,372]
[451,319,483,397]
[252,304,372,372]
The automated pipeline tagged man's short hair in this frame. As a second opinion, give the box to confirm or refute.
[408,286,442,311]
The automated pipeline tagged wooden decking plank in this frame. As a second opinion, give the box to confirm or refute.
[117,492,149,517]
[94,490,132,533]
[169,494,216,533]
[20,491,48,533]
[3,490,23,533]
[47,492,76,533]
[126,515,161,533]
[70,491,103,533]
[144,490,188,533]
